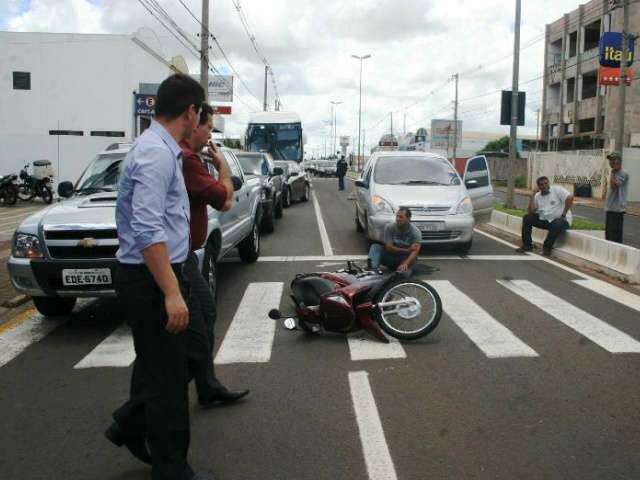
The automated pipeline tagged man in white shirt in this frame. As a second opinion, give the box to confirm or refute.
[516,176,573,256]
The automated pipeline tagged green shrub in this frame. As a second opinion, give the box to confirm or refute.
[515,175,526,188]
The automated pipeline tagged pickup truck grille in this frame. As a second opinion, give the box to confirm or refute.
[44,228,118,259]
[47,245,118,259]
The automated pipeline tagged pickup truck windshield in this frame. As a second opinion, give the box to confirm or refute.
[374,156,461,186]
[76,153,125,192]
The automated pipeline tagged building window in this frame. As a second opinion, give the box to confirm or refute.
[583,20,601,52]
[547,82,562,105]
[567,31,578,58]
[579,118,595,133]
[548,38,563,66]
[582,71,598,99]
[564,123,574,135]
[13,72,31,90]
[565,77,576,103]
[90,131,125,137]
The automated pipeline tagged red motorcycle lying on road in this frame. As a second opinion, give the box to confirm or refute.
[269,261,442,342]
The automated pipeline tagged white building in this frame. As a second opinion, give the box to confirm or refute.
[0,31,182,183]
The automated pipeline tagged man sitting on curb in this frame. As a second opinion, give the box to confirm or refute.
[516,176,573,256]
[368,207,421,277]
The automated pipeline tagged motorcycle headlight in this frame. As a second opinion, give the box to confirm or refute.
[260,189,267,201]
[456,196,473,215]
[372,195,394,214]
[12,233,44,259]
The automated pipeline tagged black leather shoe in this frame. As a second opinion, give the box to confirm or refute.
[104,422,151,465]
[200,388,250,408]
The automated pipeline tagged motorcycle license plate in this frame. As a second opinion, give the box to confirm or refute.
[417,222,444,232]
[62,268,112,286]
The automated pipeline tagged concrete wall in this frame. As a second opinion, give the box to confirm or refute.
[622,147,640,202]
[486,155,528,182]
[0,32,173,183]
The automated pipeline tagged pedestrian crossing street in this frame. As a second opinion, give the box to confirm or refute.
[1,275,639,371]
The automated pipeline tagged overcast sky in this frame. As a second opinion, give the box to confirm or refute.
[2,0,588,155]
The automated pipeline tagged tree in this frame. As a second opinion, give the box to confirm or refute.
[222,138,242,149]
[480,136,509,153]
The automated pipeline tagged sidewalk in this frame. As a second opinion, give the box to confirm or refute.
[494,186,640,216]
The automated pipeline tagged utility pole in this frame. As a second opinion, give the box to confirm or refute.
[352,54,371,172]
[362,129,366,165]
[403,109,407,135]
[390,112,394,136]
[536,108,541,150]
[330,101,342,158]
[616,0,630,159]
[505,0,521,209]
[452,73,459,162]
[200,0,210,101]
[263,66,268,111]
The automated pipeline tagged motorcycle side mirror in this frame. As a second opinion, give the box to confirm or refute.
[268,308,282,320]
[283,318,297,330]
[58,181,74,198]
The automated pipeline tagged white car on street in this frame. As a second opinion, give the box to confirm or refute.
[354,151,493,254]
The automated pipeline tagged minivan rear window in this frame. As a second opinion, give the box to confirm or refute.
[374,156,460,186]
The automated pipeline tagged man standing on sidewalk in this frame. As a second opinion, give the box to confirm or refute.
[337,155,348,191]
[605,151,629,244]
[106,74,213,480]
[181,103,249,407]
[516,176,573,257]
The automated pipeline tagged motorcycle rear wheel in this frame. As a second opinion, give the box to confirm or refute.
[2,188,17,205]
[17,185,34,201]
[373,279,442,340]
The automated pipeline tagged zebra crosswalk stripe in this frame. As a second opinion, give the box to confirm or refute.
[499,280,640,353]
[348,331,406,361]
[214,282,284,365]
[573,278,640,314]
[74,324,135,369]
[430,280,539,358]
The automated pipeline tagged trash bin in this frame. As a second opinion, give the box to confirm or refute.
[574,183,592,198]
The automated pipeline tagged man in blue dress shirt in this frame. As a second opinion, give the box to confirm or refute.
[105,74,212,480]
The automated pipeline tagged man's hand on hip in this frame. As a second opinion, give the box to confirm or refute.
[165,292,189,333]
[397,263,409,273]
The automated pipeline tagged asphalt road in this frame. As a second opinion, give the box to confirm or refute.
[1,177,640,479]
[494,190,640,248]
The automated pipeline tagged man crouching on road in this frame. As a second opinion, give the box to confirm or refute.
[181,103,249,408]
[516,176,573,256]
[367,207,421,277]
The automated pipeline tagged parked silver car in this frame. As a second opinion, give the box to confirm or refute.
[354,151,493,254]
[274,160,311,206]
[8,144,262,316]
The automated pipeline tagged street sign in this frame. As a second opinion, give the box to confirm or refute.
[135,94,156,116]
[500,91,526,126]
[599,32,634,68]
[212,105,232,115]
[599,66,634,86]
[192,75,234,102]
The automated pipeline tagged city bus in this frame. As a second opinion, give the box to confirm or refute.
[245,112,305,163]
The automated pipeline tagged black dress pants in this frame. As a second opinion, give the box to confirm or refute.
[521,213,569,250]
[113,263,193,480]
[605,211,625,244]
[184,252,224,402]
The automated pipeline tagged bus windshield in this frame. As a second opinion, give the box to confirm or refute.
[246,123,302,161]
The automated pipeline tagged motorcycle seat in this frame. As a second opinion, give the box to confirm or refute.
[291,276,335,306]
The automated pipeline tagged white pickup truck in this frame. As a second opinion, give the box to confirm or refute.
[8,143,262,316]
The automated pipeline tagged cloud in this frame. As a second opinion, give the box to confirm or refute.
[3,0,586,153]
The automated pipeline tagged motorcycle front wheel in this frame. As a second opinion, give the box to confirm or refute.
[373,279,442,340]
[41,186,53,204]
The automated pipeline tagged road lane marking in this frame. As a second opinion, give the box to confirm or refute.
[311,190,334,256]
[74,324,135,369]
[348,331,406,361]
[430,280,539,358]
[498,279,640,353]
[220,254,542,263]
[348,371,398,480]
[0,310,65,368]
[573,278,640,313]
[214,282,284,364]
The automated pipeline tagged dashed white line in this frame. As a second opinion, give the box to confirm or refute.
[311,190,334,256]
[349,371,398,480]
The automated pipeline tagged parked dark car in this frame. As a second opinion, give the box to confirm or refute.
[235,151,285,233]
[274,160,311,207]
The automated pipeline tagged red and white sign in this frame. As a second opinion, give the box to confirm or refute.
[599,66,634,86]
[212,105,232,115]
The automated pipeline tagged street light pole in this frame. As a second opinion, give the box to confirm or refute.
[506,0,521,209]
[200,0,210,101]
[352,54,371,171]
[331,100,342,159]
[615,0,630,158]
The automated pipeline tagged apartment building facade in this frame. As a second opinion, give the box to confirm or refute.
[541,0,640,151]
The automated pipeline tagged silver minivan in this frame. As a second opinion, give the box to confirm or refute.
[354,151,493,254]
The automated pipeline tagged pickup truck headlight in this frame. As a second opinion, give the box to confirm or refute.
[13,233,44,259]
[456,196,473,215]
[260,189,267,201]
[372,195,394,214]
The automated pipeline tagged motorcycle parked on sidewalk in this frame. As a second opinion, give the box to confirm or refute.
[17,160,54,204]
[269,261,442,342]
[0,174,18,206]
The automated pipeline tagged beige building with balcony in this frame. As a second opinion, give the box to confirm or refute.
[541,0,640,151]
